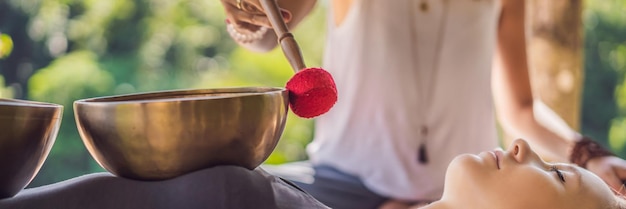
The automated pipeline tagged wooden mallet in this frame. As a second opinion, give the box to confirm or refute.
[259,0,337,118]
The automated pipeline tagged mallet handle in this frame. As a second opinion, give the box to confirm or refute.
[260,0,306,72]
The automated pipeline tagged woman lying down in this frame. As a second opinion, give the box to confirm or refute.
[0,139,623,209]
[402,139,626,209]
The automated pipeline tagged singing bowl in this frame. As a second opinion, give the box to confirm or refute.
[0,99,62,199]
[74,87,289,181]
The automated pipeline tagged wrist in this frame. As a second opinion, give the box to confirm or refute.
[569,136,615,168]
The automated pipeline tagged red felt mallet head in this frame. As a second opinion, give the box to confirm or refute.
[286,67,337,118]
[260,0,338,118]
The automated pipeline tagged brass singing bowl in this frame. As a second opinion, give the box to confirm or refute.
[0,99,62,199]
[74,87,289,181]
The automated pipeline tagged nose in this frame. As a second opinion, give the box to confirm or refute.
[508,138,540,163]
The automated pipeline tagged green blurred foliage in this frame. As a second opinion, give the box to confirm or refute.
[0,34,13,59]
[0,0,624,187]
[582,0,626,156]
[0,75,14,98]
[29,51,115,108]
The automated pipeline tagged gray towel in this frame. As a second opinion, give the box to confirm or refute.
[0,166,330,209]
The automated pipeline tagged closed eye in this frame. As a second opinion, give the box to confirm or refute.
[551,165,565,183]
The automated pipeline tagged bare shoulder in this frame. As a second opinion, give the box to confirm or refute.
[330,0,355,27]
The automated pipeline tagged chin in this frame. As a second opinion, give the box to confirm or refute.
[448,153,482,170]
[445,154,483,182]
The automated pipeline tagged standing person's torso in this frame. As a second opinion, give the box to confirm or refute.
[307,0,502,201]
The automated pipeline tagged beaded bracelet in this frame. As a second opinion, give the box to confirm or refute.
[569,136,615,168]
[226,23,268,43]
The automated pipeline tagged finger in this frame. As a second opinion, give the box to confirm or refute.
[603,171,623,191]
[239,0,292,23]
[223,3,242,23]
[241,11,272,28]
[279,8,293,23]
[223,7,267,34]
[226,0,270,26]
[587,157,626,190]
[220,0,239,15]
[225,4,272,28]
[611,159,626,179]
[237,0,265,15]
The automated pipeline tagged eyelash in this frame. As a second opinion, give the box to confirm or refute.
[551,165,566,183]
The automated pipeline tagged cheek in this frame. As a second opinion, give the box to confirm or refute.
[486,170,569,208]
[445,157,573,208]
[576,172,616,208]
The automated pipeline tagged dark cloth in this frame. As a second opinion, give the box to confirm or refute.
[263,162,388,209]
[0,166,329,209]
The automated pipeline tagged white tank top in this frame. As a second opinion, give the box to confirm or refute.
[307,0,502,200]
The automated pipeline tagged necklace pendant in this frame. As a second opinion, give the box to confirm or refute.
[418,143,429,164]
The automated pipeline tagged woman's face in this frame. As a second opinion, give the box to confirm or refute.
[443,139,615,209]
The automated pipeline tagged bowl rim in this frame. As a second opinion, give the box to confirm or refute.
[74,87,288,105]
[0,98,63,108]
[0,98,63,119]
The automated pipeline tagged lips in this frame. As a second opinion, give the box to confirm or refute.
[490,151,500,169]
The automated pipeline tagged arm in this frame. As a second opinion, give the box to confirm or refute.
[493,0,626,190]
[492,0,573,162]
[220,0,318,52]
